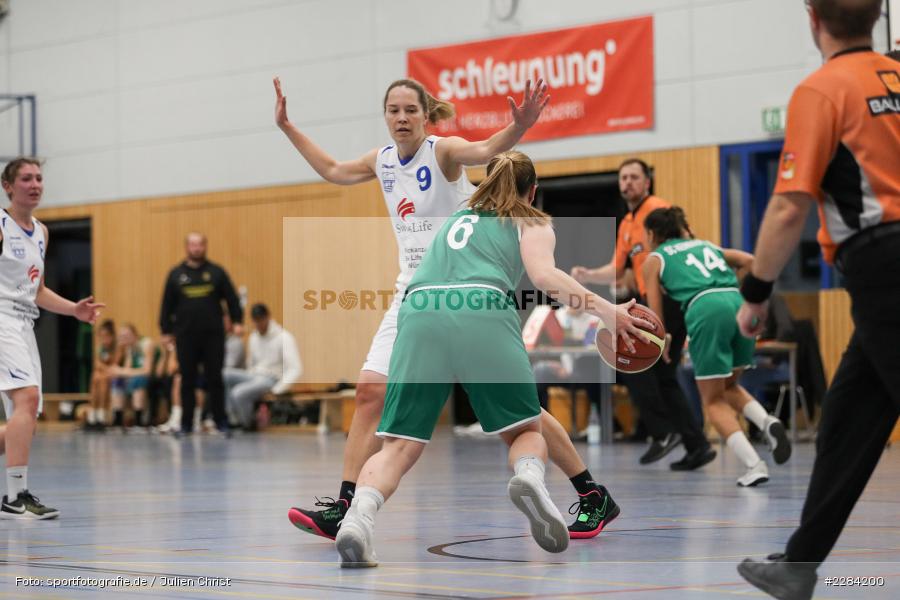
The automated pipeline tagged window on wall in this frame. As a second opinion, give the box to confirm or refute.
[720,141,835,290]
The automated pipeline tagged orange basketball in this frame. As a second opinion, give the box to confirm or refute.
[595,305,666,373]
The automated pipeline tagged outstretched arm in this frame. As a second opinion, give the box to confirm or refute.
[571,261,620,285]
[34,224,104,323]
[642,256,672,363]
[274,77,377,185]
[722,248,754,280]
[436,79,550,173]
[520,224,646,352]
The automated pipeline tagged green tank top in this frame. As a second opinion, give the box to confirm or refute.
[127,337,150,369]
[98,344,114,364]
[651,238,739,312]
[407,209,525,295]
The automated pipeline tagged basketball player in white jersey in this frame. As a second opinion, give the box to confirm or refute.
[0,158,105,519]
[276,78,623,541]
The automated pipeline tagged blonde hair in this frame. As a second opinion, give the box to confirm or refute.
[383,79,455,124]
[468,151,550,226]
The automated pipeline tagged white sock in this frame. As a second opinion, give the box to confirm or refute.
[6,466,27,500]
[169,406,182,425]
[514,456,546,480]
[351,486,385,522]
[742,400,770,429]
[97,408,106,423]
[87,408,97,424]
[726,431,761,468]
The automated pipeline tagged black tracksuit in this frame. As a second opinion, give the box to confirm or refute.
[159,260,242,432]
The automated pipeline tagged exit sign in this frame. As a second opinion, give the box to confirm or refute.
[762,106,787,135]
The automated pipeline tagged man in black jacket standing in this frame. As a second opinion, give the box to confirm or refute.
[160,232,243,434]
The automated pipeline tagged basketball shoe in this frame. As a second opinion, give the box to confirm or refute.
[288,497,348,540]
[0,491,60,520]
[568,485,620,539]
[335,503,378,568]
[764,416,792,465]
[508,470,569,553]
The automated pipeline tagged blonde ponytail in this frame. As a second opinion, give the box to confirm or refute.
[468,151,550,226]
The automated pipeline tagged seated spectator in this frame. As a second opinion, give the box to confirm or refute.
[108,324,155,431]
[224,314,246,369]
[214,315,246,430]
[84,319,116,432]
[155,342,183,434]
[224,303,302,431]
[148,336,178,428]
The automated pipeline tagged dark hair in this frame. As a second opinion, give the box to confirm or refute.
[808,0,881,40]
[2,157,42,199]
[383,79,455,124]
[618,158,652,180]
[468,151,550,226]
[251,303,270,319]
[644,206,693,243]
[888,50,900,63]
[98,319,115,336]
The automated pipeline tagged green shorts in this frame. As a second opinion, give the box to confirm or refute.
[378,287,541,443]
[685,289,756,380]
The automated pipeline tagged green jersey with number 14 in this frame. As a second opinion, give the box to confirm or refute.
[407,209,525,294]
[650,238,738,312]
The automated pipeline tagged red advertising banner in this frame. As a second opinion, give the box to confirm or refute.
[407,16,654,143]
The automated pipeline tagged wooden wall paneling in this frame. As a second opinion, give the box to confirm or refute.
[781,291,820,338]
[36,146,720,386]
[818,289,853,384]
[465,146,721,243]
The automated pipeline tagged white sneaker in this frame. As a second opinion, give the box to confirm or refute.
[737,460,769,487]
[335,506,378,568]
[763,417,792,465]
[507,471,569,553]
[156,420,180,434]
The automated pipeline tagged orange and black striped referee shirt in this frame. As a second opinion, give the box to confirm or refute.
[614,195,670,296]
[774,47,900,264]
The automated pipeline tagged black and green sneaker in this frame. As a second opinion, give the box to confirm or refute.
[567,486,619,539]
[0,491,60,520]
[288,497,348,540]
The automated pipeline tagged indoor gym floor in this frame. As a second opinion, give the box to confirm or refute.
[0,430,898,599]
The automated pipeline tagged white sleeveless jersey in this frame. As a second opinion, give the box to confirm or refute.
[376,135,474,287]
[0,210,45,325]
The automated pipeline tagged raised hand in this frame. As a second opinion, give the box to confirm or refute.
[74,296,105,325]
[507,78,550,131]
[274,77,289,129]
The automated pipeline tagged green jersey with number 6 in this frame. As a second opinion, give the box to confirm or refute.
[650,238,738,312]
[380,208,541,442]
[406,208,524,294]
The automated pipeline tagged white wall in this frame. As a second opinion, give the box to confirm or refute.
[0,0,886,206]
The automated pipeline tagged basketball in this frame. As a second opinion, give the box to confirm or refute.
[595,305,666,373]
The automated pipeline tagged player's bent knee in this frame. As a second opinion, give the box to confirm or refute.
[355,382,386,413]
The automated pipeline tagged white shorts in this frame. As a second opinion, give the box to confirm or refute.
[0,321,43,416]
[361,290,404,376]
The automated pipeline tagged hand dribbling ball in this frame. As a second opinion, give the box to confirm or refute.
[595,305,666,373]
